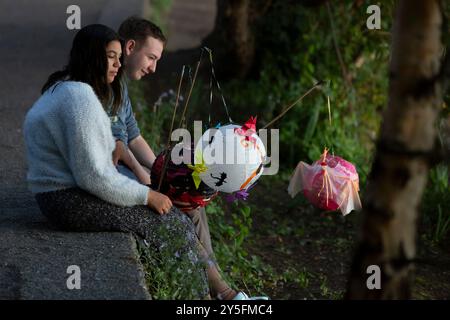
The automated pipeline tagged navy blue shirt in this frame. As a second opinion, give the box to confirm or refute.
[108,80,140,146]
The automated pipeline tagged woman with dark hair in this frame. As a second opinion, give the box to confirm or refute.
[24,24,209,298]
[24,24,267,300]
[41,24,151,184]
[42,24,123,114]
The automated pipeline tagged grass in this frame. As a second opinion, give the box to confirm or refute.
[421,164,450,246]
[136,220,208,300]
[434,204,450,244]
[206,198,274,296]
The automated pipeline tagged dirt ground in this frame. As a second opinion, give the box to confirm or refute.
[244,174,450,300]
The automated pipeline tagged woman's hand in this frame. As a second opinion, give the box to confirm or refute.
[147,189,173,215]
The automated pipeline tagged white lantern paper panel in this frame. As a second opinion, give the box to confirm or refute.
[195,124,266,193]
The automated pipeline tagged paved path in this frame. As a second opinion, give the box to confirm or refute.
[0,0,216,299]
[0,0,151,300]
[165,0,216,51]
[142,0,217,105]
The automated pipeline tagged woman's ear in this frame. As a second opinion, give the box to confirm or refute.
[125,39,136,55]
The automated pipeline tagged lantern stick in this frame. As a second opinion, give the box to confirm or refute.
[157,49,205,192]
[327,95,332,126]
[157,66,186,191]
[261,80,323,130]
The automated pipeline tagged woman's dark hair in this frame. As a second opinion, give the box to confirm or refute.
[42,24,124,114]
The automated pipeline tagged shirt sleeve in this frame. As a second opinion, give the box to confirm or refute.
[123,86,141,143]
[64,84,149,207]
[110,116,128,144]
[124,92,141,144]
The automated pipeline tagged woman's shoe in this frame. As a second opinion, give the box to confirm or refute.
[232,291,269,300]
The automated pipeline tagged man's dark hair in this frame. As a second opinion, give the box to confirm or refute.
[41,24,124,114]
[118,16,166,46]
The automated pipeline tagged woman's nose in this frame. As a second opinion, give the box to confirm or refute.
[114,58,121,68]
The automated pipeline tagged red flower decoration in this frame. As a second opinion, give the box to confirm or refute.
[234,116,258,145]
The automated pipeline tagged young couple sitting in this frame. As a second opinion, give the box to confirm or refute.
[24,17,267,301]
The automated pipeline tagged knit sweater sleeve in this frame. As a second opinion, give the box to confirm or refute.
[62,83,149,207]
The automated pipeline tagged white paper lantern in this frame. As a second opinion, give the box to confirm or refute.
[194,124,266,193]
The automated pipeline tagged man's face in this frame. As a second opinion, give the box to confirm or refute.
[124,36,164,80]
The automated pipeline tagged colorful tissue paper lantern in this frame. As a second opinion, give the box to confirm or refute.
[195,117,266,193]
[287,149,362,216]
[151,144,218,212]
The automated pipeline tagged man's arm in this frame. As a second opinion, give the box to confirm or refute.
[127,148,151,185]
[112,140,150,184]
[112,139,129,166]
[122,85,156,171]
[128,135,156,171]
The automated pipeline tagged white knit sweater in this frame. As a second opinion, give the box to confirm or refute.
[24,81,149,207]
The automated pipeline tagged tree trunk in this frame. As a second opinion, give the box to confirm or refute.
[202,0,330,79]
[202,0,258,79]
[346,0,445,299]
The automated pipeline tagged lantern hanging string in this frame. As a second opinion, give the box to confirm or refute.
[204,47,233,125]
[178,48,205,130]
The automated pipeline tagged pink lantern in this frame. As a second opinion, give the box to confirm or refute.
[287,149,362,215]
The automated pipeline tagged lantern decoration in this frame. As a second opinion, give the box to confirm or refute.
[195,117,266,193]
[187,150,208,189]
[151,144,218,212]
[287,148,362,216]
[224,181,260,203]
[225,189,250,202]
[234,116,257,145]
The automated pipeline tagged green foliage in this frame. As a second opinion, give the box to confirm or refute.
[131,0,449,299]
[207,198,274,295]
[206,197,331,298]
[137,221,208,300]
[319,275,344,299]
[147,0,173,35]
[421,164,450,245]
[224,1,394,187]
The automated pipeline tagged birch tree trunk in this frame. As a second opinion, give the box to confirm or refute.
[346,0,445,299]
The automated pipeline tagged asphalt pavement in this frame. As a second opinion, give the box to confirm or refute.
[0,0,151,300]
